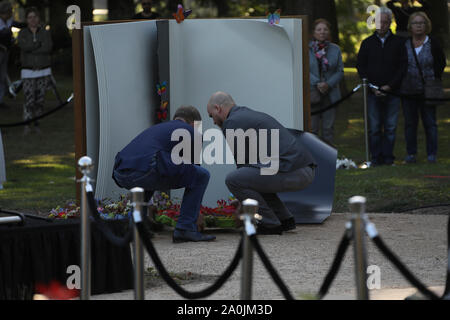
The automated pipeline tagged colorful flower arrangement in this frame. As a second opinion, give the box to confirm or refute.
[48,195,132,220]
[49,193,239,228]
[153,192,238,229]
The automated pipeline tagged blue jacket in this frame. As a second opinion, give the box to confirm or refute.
[113,120,197,187]
[309,42,344,104]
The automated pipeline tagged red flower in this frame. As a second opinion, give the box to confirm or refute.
[35,281,80,300]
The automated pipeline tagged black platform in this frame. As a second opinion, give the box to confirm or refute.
[0,216,133,300]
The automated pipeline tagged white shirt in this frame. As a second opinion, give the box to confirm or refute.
[21,67,52,79]
[415,36,429,55]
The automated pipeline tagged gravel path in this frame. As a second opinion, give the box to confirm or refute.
[91,212,449,300]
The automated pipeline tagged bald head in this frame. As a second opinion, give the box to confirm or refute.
[207,92,236,128]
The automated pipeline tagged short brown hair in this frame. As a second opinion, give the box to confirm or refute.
[312,19,332,41]
[408,12,432,34]
[173,105,201,124]
[25,6,40,19]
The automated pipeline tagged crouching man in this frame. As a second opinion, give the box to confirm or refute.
[207,92,316,235]
[112,106,215,243]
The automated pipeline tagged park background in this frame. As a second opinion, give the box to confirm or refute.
[0,0,449,216]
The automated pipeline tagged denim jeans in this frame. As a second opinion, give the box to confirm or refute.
[367,93,400,165]
[113,157,210,232]
[401,98,437,157]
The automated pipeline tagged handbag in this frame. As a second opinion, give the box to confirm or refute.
[411,39,444,105]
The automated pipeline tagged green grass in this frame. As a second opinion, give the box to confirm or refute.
[332,71,450,213]
[0,72,449,214]
[0,74,76,214]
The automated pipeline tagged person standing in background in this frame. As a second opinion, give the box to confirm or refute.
[386,0,429,37]
[356,7,407,166]
[0,1,26,109]
[400,12,446,164]
[309,19,344,146]
[132,0,160,20]
[18,7,53,135]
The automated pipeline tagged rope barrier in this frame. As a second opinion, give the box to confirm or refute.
[86,190,134,248]
[317,228,352,300]
[311,84,362,116]
[134,216,243,299]
[369,84,450,102]
[0,94,74,128]
[248,235,295,300]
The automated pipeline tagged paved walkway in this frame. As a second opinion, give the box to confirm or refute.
[91,212,448,300]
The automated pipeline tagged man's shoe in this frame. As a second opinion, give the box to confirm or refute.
[404,155,416,164]
[172,229,216,243]
[280,217,296,232]
[256,224,283,235]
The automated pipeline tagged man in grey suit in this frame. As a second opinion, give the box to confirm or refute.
[207,92,316,235]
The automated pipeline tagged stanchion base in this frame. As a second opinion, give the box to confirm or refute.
[359,161,372,169]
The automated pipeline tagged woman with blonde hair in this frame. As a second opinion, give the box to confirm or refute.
[400,12,446,164]
[309,18,344,146]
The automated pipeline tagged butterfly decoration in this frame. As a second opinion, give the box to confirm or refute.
[173,4,192,24]
[267,9,281,25]
[157,110,168,121]
[160,101,168,110]
[156,81,167,96]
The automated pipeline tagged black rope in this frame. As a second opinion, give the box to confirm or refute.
[371,235,440,300]
[86,191,134,248]
[397,204,450,213]
[0,208,53,223]
[135,219,243,299]
[248,234,295,300]
[0,96,73,128]
[317,230,352,299]
[311,87,360,116]
[372,86,450,102]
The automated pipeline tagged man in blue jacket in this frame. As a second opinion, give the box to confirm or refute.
[113,106,215,243]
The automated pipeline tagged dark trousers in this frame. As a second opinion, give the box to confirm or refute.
[367,94,400,165]
[401,98,437,157]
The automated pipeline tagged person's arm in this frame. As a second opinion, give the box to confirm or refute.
[32,30,52,54]
[356,39,369,81]
[388,40,408,89]
[417,0,430,11]
[18,30,40,52]
[326,46,344,89]
[431,38,447,79]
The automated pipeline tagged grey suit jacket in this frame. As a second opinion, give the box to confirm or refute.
[309,42,344,104]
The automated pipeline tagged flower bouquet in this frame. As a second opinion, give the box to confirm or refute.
[153,193,239,229]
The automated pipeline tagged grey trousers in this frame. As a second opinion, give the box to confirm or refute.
[311,108,336,145]
[225,166,315,227]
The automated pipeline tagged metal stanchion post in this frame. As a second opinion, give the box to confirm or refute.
[78,156,93,300]
[349,196,369,300]
[362,78,370,167]
[131,187,145,300]
[240,199,260,300]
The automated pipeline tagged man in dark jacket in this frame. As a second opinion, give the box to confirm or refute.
[207,92,316,235]
[0,1,25,108]
[113,106,216,243]
[357,7,407,166]
[132,0,160,20]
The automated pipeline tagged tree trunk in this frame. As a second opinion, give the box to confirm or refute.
[426,0,449,48]
[108,0,135,20]
[278,0,339,44]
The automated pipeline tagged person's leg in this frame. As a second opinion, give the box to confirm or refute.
[402,98,419,159]
[176,165,210,232]
[22,78,36,135]
[310,114,321,137]
[381,96,400,165]
[0,50,8,105]
[225,166,314,228]
[34,76,50,128]
[321,108,336,145]
[420,104,438,161]
[367,94,383,164]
